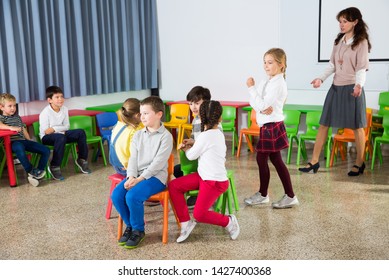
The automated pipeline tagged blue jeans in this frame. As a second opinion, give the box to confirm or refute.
[42,129,88,167]
[111,177,166,232]
[11,140,50,173]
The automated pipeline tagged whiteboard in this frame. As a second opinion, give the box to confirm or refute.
[319,0,389,61]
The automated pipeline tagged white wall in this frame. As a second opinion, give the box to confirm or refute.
[156,0,280,102]
[156,0,389,110]
[280,0,389,109]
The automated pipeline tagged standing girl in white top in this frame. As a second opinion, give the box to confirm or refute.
[244,48,299,209]
[169,100,240,243]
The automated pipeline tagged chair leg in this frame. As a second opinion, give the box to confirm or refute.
[117,215,123,241]
[237,132,244,157]
[162,193,169,244]
[105,181,117,219]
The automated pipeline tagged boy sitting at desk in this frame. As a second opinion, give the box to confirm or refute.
[0,93,50,187]
[39,86,91,180]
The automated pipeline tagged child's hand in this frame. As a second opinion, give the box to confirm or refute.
[9,126,22,132]
[247,77,255,88]
[261,106,273,115]
[44,127,55,135]
[311,78,322,88]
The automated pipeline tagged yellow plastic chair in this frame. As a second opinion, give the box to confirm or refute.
[69,115,107,166]
[236,109,260,157]
[163,104,190,142]
[221,106,238,155]
[177,123,192,148]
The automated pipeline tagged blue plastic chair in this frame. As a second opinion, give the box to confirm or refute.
[95,112,118,145]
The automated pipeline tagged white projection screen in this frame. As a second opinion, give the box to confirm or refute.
[318,0,389,62]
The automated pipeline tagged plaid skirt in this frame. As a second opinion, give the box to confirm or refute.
[255,121,289,153]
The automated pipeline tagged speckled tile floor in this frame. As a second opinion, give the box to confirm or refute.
[0,143,388,260]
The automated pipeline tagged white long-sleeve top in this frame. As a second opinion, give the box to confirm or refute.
[39,105,70,139]
[248,73,287,126]
[185,128,227,181]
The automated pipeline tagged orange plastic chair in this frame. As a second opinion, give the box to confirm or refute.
[116,154,180,244]
[236,109,260,157]
[163,104,190,142]
[329,110,373,167]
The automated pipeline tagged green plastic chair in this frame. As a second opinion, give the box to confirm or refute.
[297,111,332,168]
[179,150,239,214]
[32,121,78,175]
[283,110,301,164]
[371,91,389,141]
[69,115,107,166]
[371,114,389,169]
[221,106,238,155]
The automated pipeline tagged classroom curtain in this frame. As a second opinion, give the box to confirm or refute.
[0,0,159,102]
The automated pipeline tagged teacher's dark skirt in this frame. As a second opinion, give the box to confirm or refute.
[320,84,366,129]
[256,121,289,153]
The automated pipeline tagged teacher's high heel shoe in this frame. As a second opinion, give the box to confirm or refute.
[298,162,320,174]
[348,162,365,176]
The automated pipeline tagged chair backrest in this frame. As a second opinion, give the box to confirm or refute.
[95,112,118,141]
[305,111,322,136]
[221,106,236,131]
[381,114,389,139]
[167,153,174,183]
[69,115,94,137]
[32,121,43,143]
[179,150,198,175]
[168,104,190,124]
[338,110,372,138]
[283,110,301,135]
[249,109,260,130]
[378,91,389,116]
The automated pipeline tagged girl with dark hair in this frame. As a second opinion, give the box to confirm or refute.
[299,7,371,176]
[169,100,240,243]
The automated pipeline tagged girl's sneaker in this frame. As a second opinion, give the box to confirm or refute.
[226,214,240,240]
[244,192,269,205]
[272,194,299,209]
[176,220,197,243]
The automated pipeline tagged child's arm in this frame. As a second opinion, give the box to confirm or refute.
[185,134,207,161]
[0,121,22,132]
[22,127,31,140]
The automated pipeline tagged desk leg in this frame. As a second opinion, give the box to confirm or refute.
[4,136,17,187]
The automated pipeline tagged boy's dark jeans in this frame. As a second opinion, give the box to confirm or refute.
[11,140,50,172]
[42,129,88,167]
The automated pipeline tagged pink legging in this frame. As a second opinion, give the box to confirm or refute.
[256,151,294,198]
[168,172,229,227]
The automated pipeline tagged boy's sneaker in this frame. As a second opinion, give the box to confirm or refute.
[28,168,46,180]
[118,227,132,246]
[244,192,269,205]
[226,214,240,240]
[186,196,197,209]
[272,194,299,209]
[48,166,64,181]
[75,158,91,174]
[27,176,39,187]
[176,220,197,243]
[124,230,145,249]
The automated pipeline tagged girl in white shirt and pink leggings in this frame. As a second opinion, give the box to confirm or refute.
[168,100,240,243]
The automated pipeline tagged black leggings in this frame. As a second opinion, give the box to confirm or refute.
[256,151,294,198]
